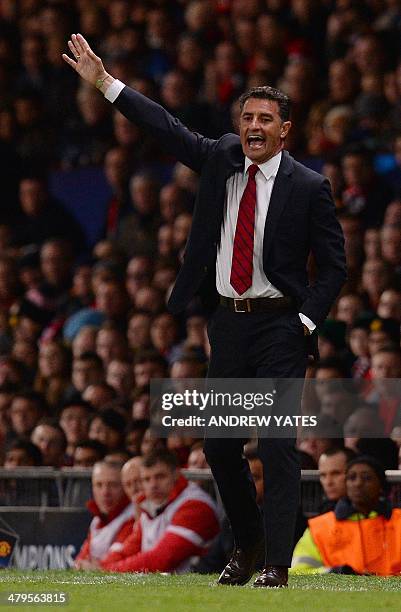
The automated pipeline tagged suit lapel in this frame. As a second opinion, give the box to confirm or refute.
[263,150,294,260]
[214,144,244,239]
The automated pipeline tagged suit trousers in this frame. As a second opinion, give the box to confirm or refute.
[203,304,307,566]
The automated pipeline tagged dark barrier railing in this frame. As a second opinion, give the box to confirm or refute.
[0,468,401,516]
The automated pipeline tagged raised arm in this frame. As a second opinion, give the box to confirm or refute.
[62,34,217,173]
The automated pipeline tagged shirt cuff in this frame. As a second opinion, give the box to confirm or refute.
[299,313,316,333]
[104,79,125,103]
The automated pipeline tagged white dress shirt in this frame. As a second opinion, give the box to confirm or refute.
[217,152,283,298]
[103,80,315,332]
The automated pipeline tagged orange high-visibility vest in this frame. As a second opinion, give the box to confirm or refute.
[309,508,401,576]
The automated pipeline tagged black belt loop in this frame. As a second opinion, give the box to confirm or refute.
[219,295,294,313]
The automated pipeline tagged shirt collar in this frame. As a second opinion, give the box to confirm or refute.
[334,496,393,520]
[244,150,282,181]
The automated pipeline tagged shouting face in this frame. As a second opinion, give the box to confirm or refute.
[239,97,291,164]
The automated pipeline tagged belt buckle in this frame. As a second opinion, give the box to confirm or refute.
[234,298,251,313]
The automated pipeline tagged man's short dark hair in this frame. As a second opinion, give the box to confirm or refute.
[142,448,179,471]
[91,408,127,433]
[126,419,150,433]
[320,446,356,463]
[134,349,167,369]
[6,438,43,466]
[76,352,103,369]
[75,438,107,458]
[59,398,93,415]
[13,389,47,412]
[239,86,291,122]
[315,356,350,378]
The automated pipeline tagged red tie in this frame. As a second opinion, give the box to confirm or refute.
[230,164,258,295]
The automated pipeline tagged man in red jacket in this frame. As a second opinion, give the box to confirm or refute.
[99,449,220,573]
[75,461,134,568]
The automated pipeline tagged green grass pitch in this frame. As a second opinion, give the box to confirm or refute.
[1,571,401,612]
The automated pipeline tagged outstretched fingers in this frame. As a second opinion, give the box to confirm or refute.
[68,39,80,60]
[62,53,77,69]
[76,33,92,53]
[71,33,85,56]
[76,33,99,61]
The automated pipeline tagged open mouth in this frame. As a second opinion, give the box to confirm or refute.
[247,135,265,150]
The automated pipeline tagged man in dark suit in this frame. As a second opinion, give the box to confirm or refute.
[63,34,347,588]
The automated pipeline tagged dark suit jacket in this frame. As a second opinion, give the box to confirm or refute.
[114,87,347,327]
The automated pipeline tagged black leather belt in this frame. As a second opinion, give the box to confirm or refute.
[219,295,294,313]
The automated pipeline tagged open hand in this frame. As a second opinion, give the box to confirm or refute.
[74,557,101,571]
[62,33,108,87]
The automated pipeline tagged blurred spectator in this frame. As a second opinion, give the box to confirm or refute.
[75,461,134,568]
[63,84,113,168]
[73,439,107,468]
[341,147,392,228]
[88,408,127,452]
[15,177,85,252]
[335,294,364,328]
[298,414,344,465]
[380,224,401,271]
[133,285,164,314]
[117,173,160,258]
[360,259,393,312]
[120,456,143,501]
[94,280,129,323]
[317,320,347,360]
[35,340,71,409]
[344,406,385,452]
[140,427,166,456]
[7,390,46,445]
[319,387,354,427]
[103,147,131,239]
[129,399,148,430]
[187,441,209,471]
[127,312,152,354]
[4,438,42,467]
[99,449,220,573]
[356,438,399,471]
[377,289,401,322]
[96,322,128,367]
[31,418,67,467]
[170,354,206,379]
[59,399,93,460]
[133,350,167,388]
[125,256,153,303]
[367,347,401,435]
[125,420,149,456]
[292,457,401,575]
[69,262,94,313]
[349,317,372,380]
[105,450,131,466]
[318,447,356,513]
[150,312,178,363]
[363,228,381,261]
[0,383,16,437]
[71,352,104,395]
[72,326,99,358]
[82,382,117,410]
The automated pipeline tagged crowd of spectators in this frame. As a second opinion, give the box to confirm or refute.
[1,0,401,574]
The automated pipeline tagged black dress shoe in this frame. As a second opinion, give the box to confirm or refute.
[253,565,288,588]
[218,540,265,586]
